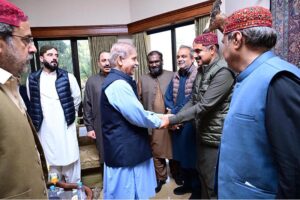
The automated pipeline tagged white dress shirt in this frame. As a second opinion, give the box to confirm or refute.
[27,70,81,166]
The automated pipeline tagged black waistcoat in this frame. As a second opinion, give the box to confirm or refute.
[101,69,152,167]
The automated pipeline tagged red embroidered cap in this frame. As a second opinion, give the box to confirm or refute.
[0,0,28,27]
[223,6,272,34]
[193,32,218,46]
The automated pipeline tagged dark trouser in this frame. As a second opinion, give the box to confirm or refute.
[153,157,167,181]
[197,144,219,199]
[182,168,201,193]
[169,159,182,182]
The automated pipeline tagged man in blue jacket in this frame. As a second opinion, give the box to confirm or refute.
[218,6,300,199]
[101,42,169,199]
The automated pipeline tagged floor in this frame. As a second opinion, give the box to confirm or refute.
[97,176,191,200]
[152,176,191,200]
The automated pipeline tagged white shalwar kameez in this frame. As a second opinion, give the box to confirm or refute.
[28,70,81,183]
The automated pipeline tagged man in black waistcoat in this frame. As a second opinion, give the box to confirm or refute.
[100,42,169,199]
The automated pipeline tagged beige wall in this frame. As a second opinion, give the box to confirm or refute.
[221,0,270,15]
[9,0,270,28]
[9,0,208,27]
[9,0,131,27]
[129,0,208,22]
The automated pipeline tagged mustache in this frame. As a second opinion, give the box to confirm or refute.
[27,54,34,60]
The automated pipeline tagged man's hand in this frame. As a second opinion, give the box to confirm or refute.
[160,114,173,128]
[169,124,183,131]
[87,130,96,139]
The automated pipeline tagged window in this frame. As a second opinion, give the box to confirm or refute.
[148,21,195,72]
[77,40,92,91]
[175,24,195,51]
[148,31,172,71]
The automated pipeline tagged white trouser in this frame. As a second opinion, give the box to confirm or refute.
[50,159,81,183]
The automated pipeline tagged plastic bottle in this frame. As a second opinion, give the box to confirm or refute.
[71,189,78,200]
[77,181,86,200]
[49,185,60,200]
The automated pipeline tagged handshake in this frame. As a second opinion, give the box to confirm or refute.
[156,113,182,130]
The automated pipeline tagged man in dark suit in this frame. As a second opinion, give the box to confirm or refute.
[0,0,48,198]
[83,51,111,177]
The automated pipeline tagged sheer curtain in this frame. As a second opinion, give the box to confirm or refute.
[88,36,117,74]
[194,15,210,36]
[132,32,149,80]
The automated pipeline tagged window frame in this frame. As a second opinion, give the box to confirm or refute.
[147,20,194,72]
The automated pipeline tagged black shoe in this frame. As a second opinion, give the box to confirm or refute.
[173,186,193,195]
[155,180,166,193]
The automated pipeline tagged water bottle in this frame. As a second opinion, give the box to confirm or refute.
[49,185,60,199]
[77,181,86,200]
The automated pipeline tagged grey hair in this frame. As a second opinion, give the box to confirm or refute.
[109,42,136,66]
[228,26,277,49]
[0,23,14,45]
[178,45,194,58]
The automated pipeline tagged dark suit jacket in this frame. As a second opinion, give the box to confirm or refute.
[83,72,106,163]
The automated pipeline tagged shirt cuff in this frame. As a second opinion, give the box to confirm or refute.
[169,116,179,125]
[86,126,94,132]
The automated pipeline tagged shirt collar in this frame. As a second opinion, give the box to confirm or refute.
[0,68,13,84]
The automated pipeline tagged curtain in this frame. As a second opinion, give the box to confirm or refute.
[194,15,210,36]
[132,32,149,80]
[271,0,300,67]
[88,36,117,74]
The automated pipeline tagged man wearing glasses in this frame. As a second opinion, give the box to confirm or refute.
[161,32,235,199]
[0,0,48,198]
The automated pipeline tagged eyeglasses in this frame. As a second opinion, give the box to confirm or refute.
[10,34,34,46]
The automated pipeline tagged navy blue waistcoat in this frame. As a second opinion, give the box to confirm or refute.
[218,51,300,198]
[101,69,152,167]
[28,68,75,131]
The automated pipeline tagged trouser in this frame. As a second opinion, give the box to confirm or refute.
[153,157,167,181]
[169,159,182,181]
[196,144,219,199]
[182,168,201,192]
[50,159,81,183]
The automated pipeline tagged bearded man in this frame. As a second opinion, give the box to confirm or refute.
[27,45,81,183]
[137,51,174,193]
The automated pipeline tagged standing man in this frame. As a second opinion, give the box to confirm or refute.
[218,6,300,199]
[164,45,200,199]
[101,42,168,199]
[0,0,48,198]
[27,45,81,183]
[162,33,235,199]
[137,50,174,193]
[83,51,110,167]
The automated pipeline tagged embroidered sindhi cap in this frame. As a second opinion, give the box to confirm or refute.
[0,0,28,27]
[193,32,218,46]
[223,6,272,34]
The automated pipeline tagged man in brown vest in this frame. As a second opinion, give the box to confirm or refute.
[0,0,48,198]
[138,51,174,193]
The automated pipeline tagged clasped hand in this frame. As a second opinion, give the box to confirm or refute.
[157,114,182,130]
